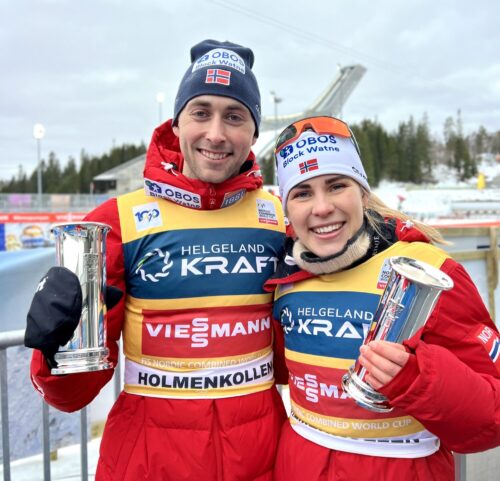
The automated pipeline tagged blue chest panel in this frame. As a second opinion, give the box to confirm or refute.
[274,291,380,359]
[124,227,284,300]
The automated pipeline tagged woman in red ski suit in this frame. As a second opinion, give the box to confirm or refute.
[266,116,500,481]
[26,39,287,481]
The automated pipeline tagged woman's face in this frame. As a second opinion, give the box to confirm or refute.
[286,174,367,258]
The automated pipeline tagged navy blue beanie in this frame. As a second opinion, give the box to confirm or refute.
[173,39,261,136]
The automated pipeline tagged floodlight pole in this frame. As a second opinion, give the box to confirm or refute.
[156,92,165,125]
[33,123,45,209]
[270,91,282,185]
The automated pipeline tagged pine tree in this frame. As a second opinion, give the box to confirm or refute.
[443,116,456,170]
[351,124,376,186]
[260,153,275,185]
[44,152,62,193]
[58,157,79,192]
[16,164,29,193]
[453,110,477,180]
[490,131,500,154]
[416,115,433,182]
[473,126,488,156]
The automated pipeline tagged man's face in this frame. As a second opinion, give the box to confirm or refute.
[173,95,257,184]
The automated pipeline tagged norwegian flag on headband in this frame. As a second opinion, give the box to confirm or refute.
[299,159,319,174]
[205,69,231,86]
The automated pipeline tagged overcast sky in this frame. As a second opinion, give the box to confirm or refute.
[1,0,499,181]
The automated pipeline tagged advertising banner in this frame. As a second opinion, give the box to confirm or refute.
[0,212,87,251]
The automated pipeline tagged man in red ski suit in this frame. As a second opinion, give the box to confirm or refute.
[25,39,287,481]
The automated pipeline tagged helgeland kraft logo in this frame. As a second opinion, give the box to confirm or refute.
[280,307,294,335]
[134,242,279,282]
[135,248,173,282]
[180,254,277,276]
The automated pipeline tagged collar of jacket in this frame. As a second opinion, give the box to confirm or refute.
[263,212,430,291]
[143,120,263,210]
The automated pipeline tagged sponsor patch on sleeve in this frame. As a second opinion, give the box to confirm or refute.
[221,189,245,208]
[256,198,278,225]
[376,259,392,290]
[144,178,202,209]
[133,202,163,231]
[474,324,500,372]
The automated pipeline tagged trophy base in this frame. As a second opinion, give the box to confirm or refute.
[341,367,393,413]
[51,347,112,375]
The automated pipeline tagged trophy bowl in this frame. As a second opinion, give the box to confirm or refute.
[50,222,112,375]
[342,256,453,412]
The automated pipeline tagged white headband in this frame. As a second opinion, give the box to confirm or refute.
[275,130,370,205]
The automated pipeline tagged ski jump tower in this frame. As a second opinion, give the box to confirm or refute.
[254,64,366,164]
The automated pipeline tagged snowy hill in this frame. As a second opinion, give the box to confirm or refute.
[373,157,500,223]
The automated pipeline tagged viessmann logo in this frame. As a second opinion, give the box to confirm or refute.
[290,372,348,403]
[145,316,271,348]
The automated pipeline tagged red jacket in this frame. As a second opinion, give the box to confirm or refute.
[268,219,500,481]
[30,120,287,481]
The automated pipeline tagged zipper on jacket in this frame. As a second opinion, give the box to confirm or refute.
[208,185,217,209]
[212,400,224,481]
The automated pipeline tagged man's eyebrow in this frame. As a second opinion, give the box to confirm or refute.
[225,104,247,111]
[186,100,247,112]
[187,100,211,108]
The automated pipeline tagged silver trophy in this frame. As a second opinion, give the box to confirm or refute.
[342,256,453,412]
[50,222,112,375]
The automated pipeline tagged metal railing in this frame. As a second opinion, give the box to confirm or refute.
[0,194,109,213]
[1,329,470,481]
[0,330,120,481]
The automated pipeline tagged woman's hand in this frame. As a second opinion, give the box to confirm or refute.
[358,341,410,390]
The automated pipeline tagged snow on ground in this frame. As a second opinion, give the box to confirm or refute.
[0,438,100,481]
[373,158,500,222]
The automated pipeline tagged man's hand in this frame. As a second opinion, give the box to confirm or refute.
[358,341,410,390]
[25,267,83,367]
[24,266,123,368]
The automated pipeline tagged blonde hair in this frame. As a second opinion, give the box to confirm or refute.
[365,192,449,245]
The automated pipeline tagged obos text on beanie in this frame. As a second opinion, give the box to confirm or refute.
[173,39,261,136]
[275,130,370,205]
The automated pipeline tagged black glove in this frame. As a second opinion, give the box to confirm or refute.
[24,266,123,368]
